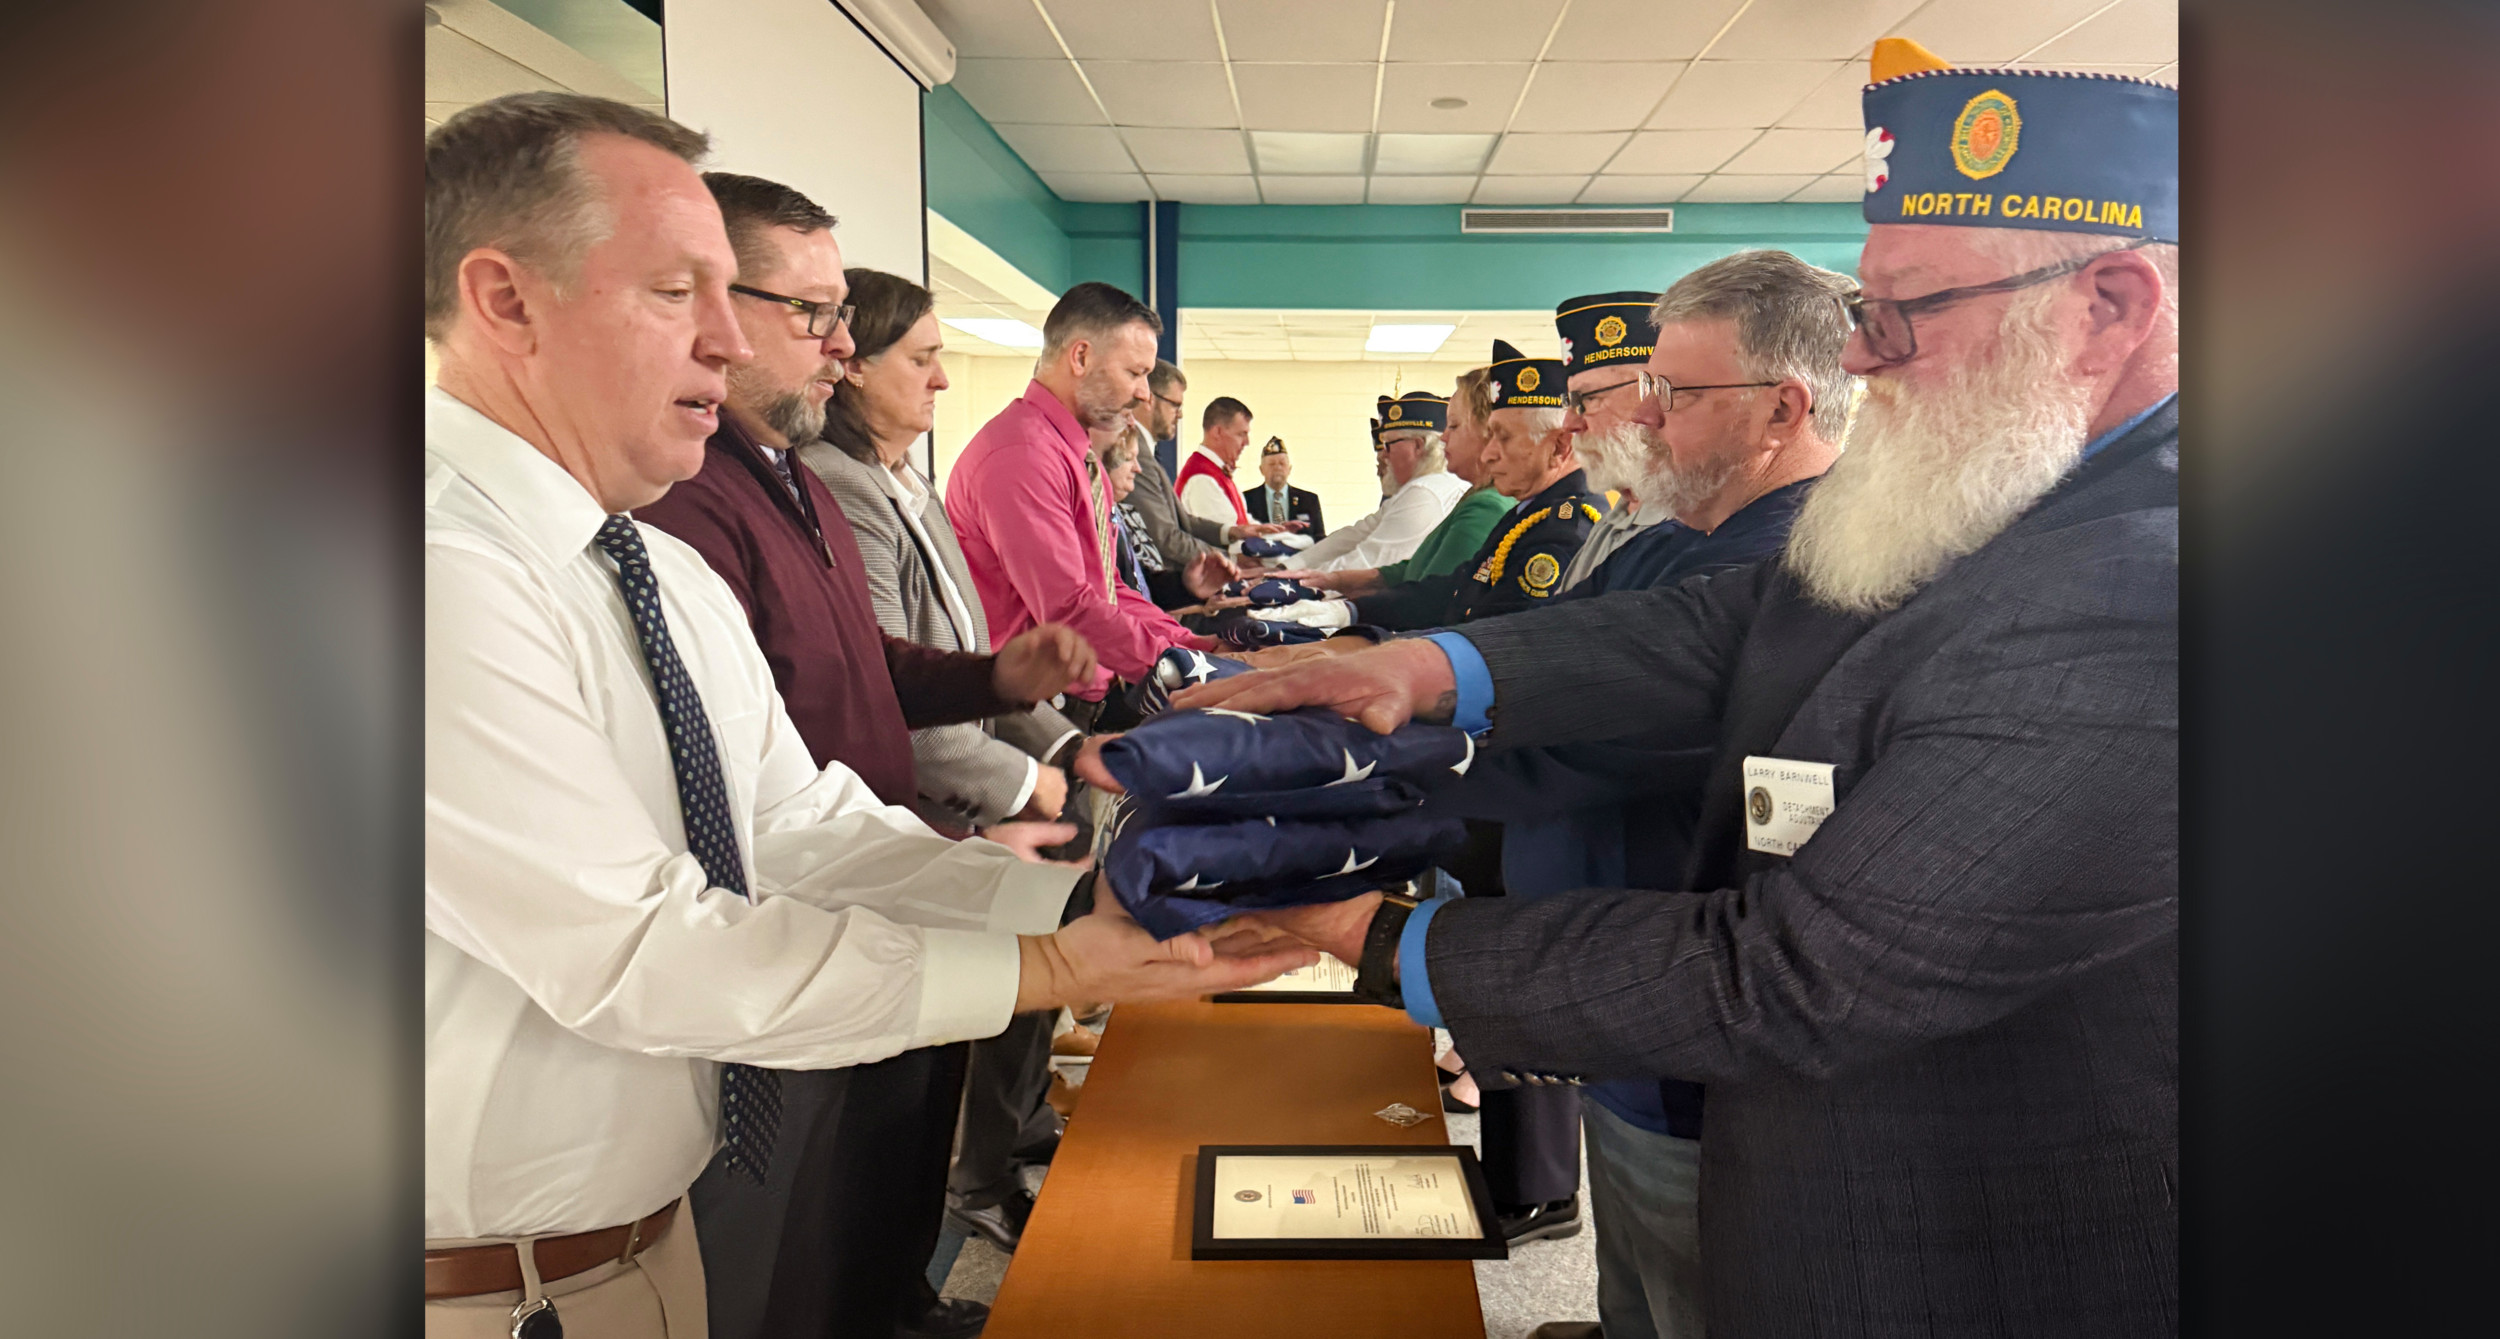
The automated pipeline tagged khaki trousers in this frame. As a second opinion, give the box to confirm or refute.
[424,1210,707,1339]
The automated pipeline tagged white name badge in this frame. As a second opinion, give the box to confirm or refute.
[1741,756,1837,857]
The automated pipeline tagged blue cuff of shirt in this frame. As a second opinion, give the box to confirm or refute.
[1420,631,1493,736]
[1398,895,1448,1028]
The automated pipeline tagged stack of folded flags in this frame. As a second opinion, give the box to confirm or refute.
[1234,534,1312,561]
[1219,576,1329,607]
[1212,616,1330,649]
[1094,702,1473,940]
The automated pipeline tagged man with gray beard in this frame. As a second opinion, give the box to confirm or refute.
[1553,292,1673,590]
[1166,39,2180,1337]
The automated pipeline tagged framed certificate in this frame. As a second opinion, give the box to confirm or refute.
[1191,1145,1507,1260]
[1209,953,1372,1005]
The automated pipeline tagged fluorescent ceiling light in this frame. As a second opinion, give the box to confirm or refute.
[1366,323,1457,354]
[941,317,1044,350]
[1373,133,1497,176]
[1251,130,1369,175]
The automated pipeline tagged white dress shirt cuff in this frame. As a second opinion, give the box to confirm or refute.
[1006,756,1040,819]
[914,928,1024,1048]
[984,859,1085,935]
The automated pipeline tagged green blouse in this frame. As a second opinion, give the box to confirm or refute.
[1374,485,1511,586]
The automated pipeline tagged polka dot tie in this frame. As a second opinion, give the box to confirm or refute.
[594,515,782,1187]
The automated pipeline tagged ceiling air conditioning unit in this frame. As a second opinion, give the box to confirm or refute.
[1460,208,1675,235]
[834,0,957,90]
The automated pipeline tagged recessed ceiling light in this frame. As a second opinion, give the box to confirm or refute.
[1431,97,1468,110]
[1366,323,1457,354]
[941,317,1044,350]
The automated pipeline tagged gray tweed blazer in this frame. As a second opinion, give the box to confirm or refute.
[801,444,1078,829]
[1435,402,2179,1337]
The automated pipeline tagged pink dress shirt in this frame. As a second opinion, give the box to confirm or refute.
[946,381,1211,698]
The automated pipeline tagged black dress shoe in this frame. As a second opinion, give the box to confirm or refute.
[1498,1196,1583,1245]
[946,1188,1036,1253]
[896,1296,989,1339]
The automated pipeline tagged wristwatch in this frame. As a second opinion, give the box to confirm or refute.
[1353,891,1420,1008]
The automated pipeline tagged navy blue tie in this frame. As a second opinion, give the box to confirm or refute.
[594,515,782,1186]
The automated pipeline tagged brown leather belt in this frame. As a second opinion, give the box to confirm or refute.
[425,1199,678,1300]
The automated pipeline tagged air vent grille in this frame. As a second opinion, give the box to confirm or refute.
[1460,208,1674,235]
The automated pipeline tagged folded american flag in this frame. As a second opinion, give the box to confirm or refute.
[1219,577,1329,607]
[1095,705,1474,939]
[1215,616,1329,649]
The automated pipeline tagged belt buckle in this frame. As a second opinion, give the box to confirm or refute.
[510,1296,561,1339]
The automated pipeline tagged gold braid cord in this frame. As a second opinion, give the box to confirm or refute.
[1474,501,1604,586]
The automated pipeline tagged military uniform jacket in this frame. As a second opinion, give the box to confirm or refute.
[1353,470,1601,632]
[1431,403,2179,1337]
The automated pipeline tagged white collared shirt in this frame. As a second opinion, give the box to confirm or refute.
[1177,443,1241,526]
[1296,470,1470,572]
[425,388,1074,1241]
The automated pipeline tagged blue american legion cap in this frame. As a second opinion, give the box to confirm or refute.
[1486,338,1565,410]
[1860,38,2176,243]
[1381,390,1448,432]
[1554,292,1660,378]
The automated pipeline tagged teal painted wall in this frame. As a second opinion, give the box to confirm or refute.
[925,90,1865,311]
[923,88,1143,297]
[1176,204,1867,310]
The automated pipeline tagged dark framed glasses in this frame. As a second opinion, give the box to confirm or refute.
[729,283,856,339]
[1843,236,2156,365]
[1561,377,1639,415]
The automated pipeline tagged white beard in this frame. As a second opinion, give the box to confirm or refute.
[1784,290,2096,615]
[1601,418,1744,521]
[1573,419,1646,496]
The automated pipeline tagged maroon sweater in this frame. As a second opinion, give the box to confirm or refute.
[634,418,1010,807]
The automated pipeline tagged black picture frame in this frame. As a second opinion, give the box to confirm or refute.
[1190,1144,1508,1261]
[1206,987,1377,1005]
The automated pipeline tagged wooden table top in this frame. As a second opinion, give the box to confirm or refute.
[982,998,1485,1338]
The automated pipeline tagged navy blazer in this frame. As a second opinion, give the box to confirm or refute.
[1431,404,2178,1337]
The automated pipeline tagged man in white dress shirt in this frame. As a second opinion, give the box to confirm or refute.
[1295,405,1470,573]
[422,92,1310,1339]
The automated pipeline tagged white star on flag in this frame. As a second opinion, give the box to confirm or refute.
[1168,763,1227,800]
[1201,707,1269,724]
[1175,873,1225,891]
[1452,734,1475,775]
[1334,849,1379,876]
[1323,748,1377,787]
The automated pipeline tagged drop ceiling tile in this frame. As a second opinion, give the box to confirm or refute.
[1149,174,1263,204]
[1645,61,1834,130]
[1541,0,1753,62]
[1042,171,1153,202]
[1485,131,1632,175]
[992,123,1138,174]
[1256,175,1371,204]
[1472,176,1593,205]
[425,29,562,105]
[1216,0,1386,62]
[1711,0,1927,62]
[919,0,1065,59]
[1680,173,1825,202]
[1373,132,1497,175]
[1388,0,1569,63]
[1777,62,1871,131]
[1121,127,1252,174]
[1041,0,1223,62]
[1509,62,1685,133]
[1083,62,1240,129]
[1609,128,1759,174]
[951,59,1106,126]
[1251,130,1370,174]
[1885,0,2130,65]
[1718,127,1864,175]
[1377,63,1532,133]
[2022,0,2177,64]
[1578,173,1703,203]
[1787,173,1866,203]
[1234,64,1378,132]
[1367,176,1479,204]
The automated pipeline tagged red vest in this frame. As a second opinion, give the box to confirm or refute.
[1176,446,1249,525]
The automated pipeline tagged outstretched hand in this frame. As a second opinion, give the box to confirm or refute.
[993,624,1098,702]
[1236,891,1384,969]
[980,820,1081,864]
[1171,636,1459,735]
[1015,881,1318,1012]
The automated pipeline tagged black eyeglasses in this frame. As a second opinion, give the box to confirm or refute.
[1561,377,1640,415]
[1152,391,1185,411]
[1844,237,2156,365]
[729,283,856,339]
[1631,370,1778,410]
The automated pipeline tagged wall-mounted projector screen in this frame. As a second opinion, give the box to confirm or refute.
[664,0,926,283]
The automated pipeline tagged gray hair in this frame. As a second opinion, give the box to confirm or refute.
[1493,405,1568,438]
[1381,428,1446,476]
[1965,229,2180,318]
[424,92,709,340]
[1651,249,1856,442]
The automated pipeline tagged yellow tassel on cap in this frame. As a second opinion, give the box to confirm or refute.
[1870,37,1951,83]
